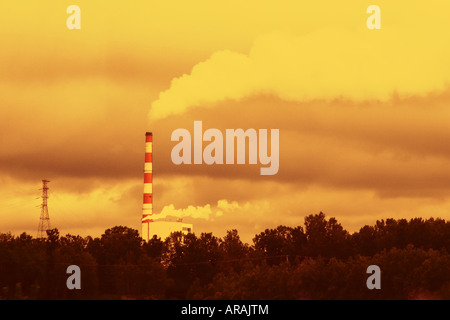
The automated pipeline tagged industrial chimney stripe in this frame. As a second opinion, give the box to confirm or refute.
[142,132,153,227]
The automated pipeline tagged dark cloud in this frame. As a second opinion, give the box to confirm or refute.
[2,80,450,200]
[150,91,450,198]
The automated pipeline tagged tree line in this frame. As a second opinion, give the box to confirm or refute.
[0,212,449,299]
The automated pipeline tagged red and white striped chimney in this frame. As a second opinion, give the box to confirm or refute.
[142,132,153,241]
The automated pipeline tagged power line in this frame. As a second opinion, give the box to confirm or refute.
[35,254,308,268]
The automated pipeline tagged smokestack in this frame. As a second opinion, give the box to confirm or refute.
[142,132,153,241]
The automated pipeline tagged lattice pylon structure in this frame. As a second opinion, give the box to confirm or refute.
[37,180,51,239]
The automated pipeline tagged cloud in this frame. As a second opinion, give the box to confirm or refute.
[0,79,153,183]
[173,184,450,243]
[147,92,450,198]
[150,29,450,120]
[3,1,450,242]
[0,176,143,238]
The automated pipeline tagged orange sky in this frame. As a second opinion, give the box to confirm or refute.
[1,1,450,243]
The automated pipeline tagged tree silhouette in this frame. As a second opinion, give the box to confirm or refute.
[253,225,306,265]
[304,212,350,258]
[0,214,449,300]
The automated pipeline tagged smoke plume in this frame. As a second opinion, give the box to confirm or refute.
[150,29,450,120]
[154,199,240,221]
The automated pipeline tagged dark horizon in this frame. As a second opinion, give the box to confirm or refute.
[1,212,449,300]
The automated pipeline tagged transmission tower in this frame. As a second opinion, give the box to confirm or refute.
[37,180,51,239]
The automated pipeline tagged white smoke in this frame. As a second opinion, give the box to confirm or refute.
[154,199,240,221]
[149,30,450,120]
